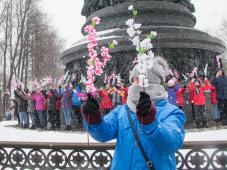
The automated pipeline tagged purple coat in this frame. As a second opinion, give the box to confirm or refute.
[61,88,73,109]
[167,83,180,106]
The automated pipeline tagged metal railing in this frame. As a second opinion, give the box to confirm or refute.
[0,141,226,169]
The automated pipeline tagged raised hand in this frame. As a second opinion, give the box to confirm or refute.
[82,93,101,124]
[136,92,156,125]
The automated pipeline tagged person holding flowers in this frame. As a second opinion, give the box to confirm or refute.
[81,9,185,170]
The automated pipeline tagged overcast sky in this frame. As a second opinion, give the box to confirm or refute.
[39,0,227,50]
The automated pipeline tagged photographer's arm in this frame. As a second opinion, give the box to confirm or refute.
[82,94,118,143]
[83,108,118,143]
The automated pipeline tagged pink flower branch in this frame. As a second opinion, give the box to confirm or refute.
[84,17,117,93]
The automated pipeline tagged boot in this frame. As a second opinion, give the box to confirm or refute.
[196,122,203,128]
[50,126,55,130]
[24,124,29,128]
[221,121,227,126]
[68,125,71,131]
[202,121,208,128]
[64,125,69,131]
[215,118,221,122]
[30,125,36,129]
[56,123,60,128]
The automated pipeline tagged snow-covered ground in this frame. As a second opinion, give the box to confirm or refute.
[0,121,227,143]
[0,121,99,143]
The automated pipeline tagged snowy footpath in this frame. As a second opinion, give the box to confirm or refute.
[0,121,227,143]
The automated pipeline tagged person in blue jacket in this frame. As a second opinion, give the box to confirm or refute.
[82,57,186,170]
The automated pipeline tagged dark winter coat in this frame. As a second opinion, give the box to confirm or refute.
[211,76,227,100]
[48,93,57,111]
[27,95,36,113]
[14,91,28,112]
[12,99,18,116]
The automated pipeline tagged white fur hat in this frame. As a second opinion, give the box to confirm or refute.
[129,56,169,84]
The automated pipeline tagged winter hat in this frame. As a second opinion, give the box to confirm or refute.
[127,56,169,113]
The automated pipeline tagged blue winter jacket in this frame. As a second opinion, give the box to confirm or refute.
[84,99,186,170]
[72,92,80,107]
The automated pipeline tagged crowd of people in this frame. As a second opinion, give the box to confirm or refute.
[166,68,227,128]
[6,80,129,131]
[5,67,227,130]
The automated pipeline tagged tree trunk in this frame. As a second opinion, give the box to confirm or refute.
[2,1,11,120]
[7,0,32,91]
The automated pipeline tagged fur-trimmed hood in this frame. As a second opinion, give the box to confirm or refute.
[127,84,168,113]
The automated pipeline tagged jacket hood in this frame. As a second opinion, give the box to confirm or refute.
[126,84,168,113]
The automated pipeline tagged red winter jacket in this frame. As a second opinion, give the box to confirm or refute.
[98,90,113,110]
[176,87,186,107]
[188,79,210,106]
[210,84,217,105]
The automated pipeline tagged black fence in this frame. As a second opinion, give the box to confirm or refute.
[0,141,226,169]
